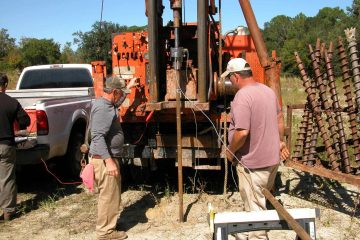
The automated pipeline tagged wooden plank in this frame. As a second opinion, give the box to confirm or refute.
[193,165,221,170]
[146,101,209,111]
[156,134,219,148]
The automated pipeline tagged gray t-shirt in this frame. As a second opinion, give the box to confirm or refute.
[89,96,126,159]
[228,82,280,169]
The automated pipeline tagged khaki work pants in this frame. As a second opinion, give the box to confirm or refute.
[90,157,121,238]
[235,164,279,240]
[0,144,17,214]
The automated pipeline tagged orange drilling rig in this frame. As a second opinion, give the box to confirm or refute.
[91,0,281,176]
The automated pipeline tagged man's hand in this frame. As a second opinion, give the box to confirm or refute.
[280,141,290,161]
[127,77,140,89]
[104,158,119,176]
[226,149,237,166]
[15,130,29,137]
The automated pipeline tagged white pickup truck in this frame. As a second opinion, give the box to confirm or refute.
[7,64,94,175]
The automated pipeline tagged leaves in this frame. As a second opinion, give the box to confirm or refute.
[60,42,80,63]
[264,3,360,75]
[0,28,16,59]
[19,38,61,67]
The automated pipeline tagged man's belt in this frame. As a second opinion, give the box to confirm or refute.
[89,154,102,159]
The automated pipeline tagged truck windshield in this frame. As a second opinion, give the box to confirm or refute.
[19,68,93,89]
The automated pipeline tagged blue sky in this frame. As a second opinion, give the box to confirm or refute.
[0,0,353,50]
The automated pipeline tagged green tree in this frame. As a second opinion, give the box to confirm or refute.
[308,7,348,43]
[20,38,61,67]
[263,5,353,75]
[73,21,146,73]
[60,42,80,63]
[263,15,292,51]
[5,48,22,70]
[280,38,308,75]
[0,28,16,59]
[347,0,360,17]
[346,0,360,47]
[282,14,311,75]
[0,28,18,70]
[263,13,309,75]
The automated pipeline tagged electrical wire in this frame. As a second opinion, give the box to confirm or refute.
[97,0,105,59]
[100,0,104,26]
[183,51,200,186]
[15,126,83,186]
[132,111,154,145]
[179,81,261,199]
[181,50,238,190]
[40,158,82,185]
[183,0,186,24]
[179,51,264,200]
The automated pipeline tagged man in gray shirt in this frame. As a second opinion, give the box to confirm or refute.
[89,75,137,240]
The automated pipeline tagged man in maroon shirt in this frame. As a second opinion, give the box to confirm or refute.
[222,58,289,239]
[0,73,30,222]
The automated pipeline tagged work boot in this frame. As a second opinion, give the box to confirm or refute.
[4,212,15,221]
[0,212,15,222]
[98,230,127,240]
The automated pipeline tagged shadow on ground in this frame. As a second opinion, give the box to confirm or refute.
[117,193,157,231]
[16,156,358,232]
[14,158,82,218]
[276,169,360,218]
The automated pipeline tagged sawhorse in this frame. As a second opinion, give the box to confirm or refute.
[212,208,320,240]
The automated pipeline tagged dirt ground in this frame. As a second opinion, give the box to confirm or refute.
[0,164,359,240]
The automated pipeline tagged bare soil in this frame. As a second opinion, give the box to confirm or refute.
[0,163,359,240]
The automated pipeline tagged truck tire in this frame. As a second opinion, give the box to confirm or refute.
[66,131,85,178]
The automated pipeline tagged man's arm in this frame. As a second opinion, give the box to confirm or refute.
[278,111,290,160]
[16,103,30,130]
[278,111,284,142]
[115,77,139,107]
[226,128,249,165]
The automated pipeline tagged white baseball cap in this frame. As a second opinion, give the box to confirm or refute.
[221,58,251,78]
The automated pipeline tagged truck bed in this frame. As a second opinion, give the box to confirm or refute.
[7,87,92,108]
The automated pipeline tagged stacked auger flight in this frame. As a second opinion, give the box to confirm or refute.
[292,28,360,178]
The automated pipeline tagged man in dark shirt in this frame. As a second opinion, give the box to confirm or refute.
[0,73,30,221]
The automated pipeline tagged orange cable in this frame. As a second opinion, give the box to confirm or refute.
[40,158,82,185]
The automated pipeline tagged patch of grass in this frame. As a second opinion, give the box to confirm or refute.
[164,182,172,198]
[280,74,360,165]
[323,217,332,227]
[39,194,58,211]
[281,75,307,154]
[288,113,303,155]
[280,75,307,109]
[39,193,59,212]
[280,75,346,108]
[188,176,207,195]
[152,180,174,199]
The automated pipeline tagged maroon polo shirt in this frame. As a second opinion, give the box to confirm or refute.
[228,82,281,169]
